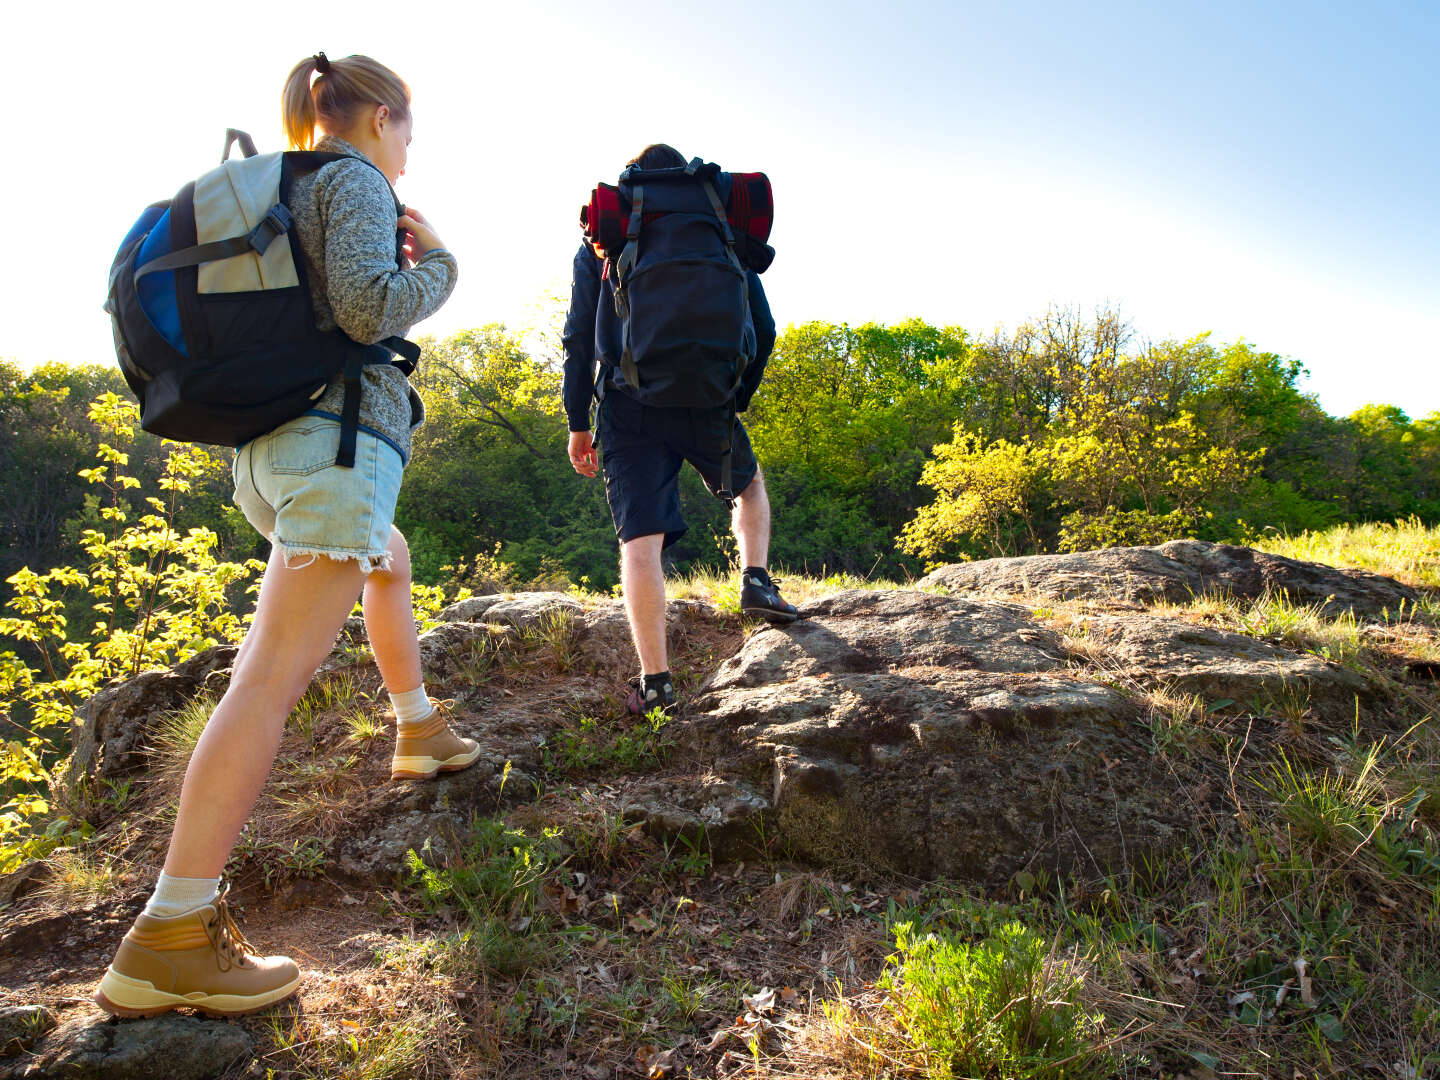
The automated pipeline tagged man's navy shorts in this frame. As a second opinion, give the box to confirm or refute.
[595,389,758,549]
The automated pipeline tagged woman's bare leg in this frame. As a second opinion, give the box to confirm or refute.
[362,526,422,694]
[162,547,365,878]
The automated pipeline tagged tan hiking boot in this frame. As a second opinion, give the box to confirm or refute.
[94,885,300,1017]
[391,699,481,780]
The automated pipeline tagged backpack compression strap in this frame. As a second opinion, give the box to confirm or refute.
[699,176,754,508]
[336,336,420,468]
[613,184,646,392]
[133,205,294,280]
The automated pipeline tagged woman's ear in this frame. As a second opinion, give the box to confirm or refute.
[373,103,390,135]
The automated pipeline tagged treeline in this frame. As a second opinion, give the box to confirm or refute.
[4,307,1438,594]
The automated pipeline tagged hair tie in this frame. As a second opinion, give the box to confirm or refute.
[314,51,331,74]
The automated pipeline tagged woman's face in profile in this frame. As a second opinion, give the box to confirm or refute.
[374,111,412,185]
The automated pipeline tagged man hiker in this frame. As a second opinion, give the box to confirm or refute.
[563,143,797,716]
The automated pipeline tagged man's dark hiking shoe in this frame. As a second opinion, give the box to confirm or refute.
[626,673,677,716]
[740,567,799,623]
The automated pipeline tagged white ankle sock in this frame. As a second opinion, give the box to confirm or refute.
[145,872,221,917]
[389,685,434,726]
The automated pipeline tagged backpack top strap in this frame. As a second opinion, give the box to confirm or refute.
[700,178,744,273]
[222,129,259,162]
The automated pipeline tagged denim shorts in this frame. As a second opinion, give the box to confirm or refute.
[232,414,403,572]
[596,389,758,549]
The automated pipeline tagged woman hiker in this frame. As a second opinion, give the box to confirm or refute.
[94,52,479,1018]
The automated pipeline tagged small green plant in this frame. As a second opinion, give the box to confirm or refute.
[289,671,358,738]
[266,1007,433,1080]
[401,817,563,976]
[546,707,674,776]
[662,831,713,878]
[449,628,508,687]
[35,845,126,906]
[1263,749,1382,852]
[345,711,386,744]
[262,836,327,887]
[866,920,1107,1079]
[534,607,579,672]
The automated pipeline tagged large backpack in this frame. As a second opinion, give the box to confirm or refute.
[580,159,774,409]
[105,129,420,468]
[579,159,774,502]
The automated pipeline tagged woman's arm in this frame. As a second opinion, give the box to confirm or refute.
[318,160,458,344]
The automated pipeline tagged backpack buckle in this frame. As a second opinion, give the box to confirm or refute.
[249,205,294,255]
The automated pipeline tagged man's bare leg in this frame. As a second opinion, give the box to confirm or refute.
[620,532,668,674]
[733,466,771,569]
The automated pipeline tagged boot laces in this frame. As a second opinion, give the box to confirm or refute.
[205,885,257,972]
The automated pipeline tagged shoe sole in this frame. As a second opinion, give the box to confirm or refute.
[741,605,800,624]
[93,969,302,1018]
[391,744,483,781]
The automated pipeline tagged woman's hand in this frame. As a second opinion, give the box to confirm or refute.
[399,207,446,262]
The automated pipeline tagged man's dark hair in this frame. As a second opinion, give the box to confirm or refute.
[628,143,686,170]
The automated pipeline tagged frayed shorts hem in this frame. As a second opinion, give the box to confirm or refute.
[270,536,393,574]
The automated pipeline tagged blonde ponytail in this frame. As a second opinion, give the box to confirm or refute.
[281,53,411,151]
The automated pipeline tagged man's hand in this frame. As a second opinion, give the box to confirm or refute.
[568,430,598,477]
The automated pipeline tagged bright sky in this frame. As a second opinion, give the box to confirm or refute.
[4,0,1437,418]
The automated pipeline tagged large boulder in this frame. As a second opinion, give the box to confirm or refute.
[918,539,1418,616]
[678,588,1361,885]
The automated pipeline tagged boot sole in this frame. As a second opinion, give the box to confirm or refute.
[391,744,483,781]
[741,606,800,624]
[94,969,301,1018]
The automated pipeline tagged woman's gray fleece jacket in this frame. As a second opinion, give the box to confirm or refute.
[289,135,458,464]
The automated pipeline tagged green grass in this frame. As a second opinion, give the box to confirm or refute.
[33,845,127,907]
[289,670,367,739]
[544,706,673,776]
[266,1004,435,1080]
[146,693,216,790]
[1252,516,1440,588]
[666,565,906,612]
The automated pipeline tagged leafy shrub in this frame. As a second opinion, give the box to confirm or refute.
[0,394,260,871]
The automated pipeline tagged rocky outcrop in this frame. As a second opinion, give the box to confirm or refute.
[678,590,1199,883]
[1064,612,1369,709]
[3,1013,252,1080]
[918,538,1418,615]
[60,645,237,791]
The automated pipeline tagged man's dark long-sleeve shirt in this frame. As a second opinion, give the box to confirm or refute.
[561,242,776,432]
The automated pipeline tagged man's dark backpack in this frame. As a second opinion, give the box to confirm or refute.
[105,129,419,468]
[579,158,774,500]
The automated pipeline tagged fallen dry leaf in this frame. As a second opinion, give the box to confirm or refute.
[743,987,776,1015]
[635,1044,677,1078]
[1294,957,1315,1007]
